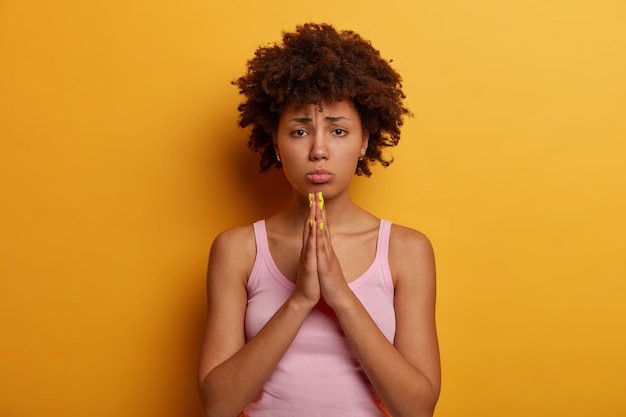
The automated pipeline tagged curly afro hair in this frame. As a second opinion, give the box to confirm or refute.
[233,23,410,176]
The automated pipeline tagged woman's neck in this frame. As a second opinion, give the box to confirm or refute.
[270,188,368,234]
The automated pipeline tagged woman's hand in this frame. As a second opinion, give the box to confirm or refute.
[292,193,321,308]
[313,192,352,309]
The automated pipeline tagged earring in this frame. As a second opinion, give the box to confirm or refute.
[358,149,366,161]
[275,149,281,162]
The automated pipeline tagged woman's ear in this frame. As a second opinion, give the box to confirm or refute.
[271,130,281,162]
[360,132,369,159]
[273,136,281,163]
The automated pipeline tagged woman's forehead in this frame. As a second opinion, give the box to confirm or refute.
[281,100,357,118]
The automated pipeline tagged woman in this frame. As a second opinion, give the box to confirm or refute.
[198,23,440,417]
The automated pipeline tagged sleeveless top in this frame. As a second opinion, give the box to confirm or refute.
[244,219,396,417]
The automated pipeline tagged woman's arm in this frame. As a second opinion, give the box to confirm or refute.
[198,210,321,417]
[317,215,440,417]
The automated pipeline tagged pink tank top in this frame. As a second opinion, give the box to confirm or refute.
[244,219,396,417]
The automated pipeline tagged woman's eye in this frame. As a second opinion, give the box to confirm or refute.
[291,129,306,137]
[332,129,347,136]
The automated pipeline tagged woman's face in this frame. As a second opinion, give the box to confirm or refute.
[275,100,368,199]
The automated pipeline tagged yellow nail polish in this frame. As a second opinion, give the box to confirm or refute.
[318,192,324,210]
[308,193,313,208]
[310,219,314,227]
[319,222,324,231]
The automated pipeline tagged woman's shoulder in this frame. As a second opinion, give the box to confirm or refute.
[209,223,258,278]
[388,222,433,250]
[212,223,256,248]
[387,222,435,282]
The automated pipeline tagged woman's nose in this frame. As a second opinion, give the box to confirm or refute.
[309,135,329,160]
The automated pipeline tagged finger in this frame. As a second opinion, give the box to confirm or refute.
[316,192,329,257]
[317,192,329,233]
[302,193,314,249]
[302,193,312,244]
[302,193,318,267]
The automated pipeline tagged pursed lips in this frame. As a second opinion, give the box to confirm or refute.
[306,169,333,184]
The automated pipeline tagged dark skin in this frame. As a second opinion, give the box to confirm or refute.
[198,101,440,417]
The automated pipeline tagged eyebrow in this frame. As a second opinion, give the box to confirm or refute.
[287,116,351,123]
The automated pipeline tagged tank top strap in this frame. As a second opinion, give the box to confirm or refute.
[376,219,392,259]
[248,220,268,292]
[252,220,268,253]
[375,219,395,299]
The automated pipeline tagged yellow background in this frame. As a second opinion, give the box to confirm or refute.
[1,1,625,416]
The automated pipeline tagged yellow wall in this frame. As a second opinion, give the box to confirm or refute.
[1,1,625,416]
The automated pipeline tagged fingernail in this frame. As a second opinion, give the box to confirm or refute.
[310,219,314,227]
[319,222,324,231]
[318,192,324,210]
[308,193,313,208]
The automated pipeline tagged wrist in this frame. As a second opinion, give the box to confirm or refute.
[287,292,317,314]
[325,286,358,314]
